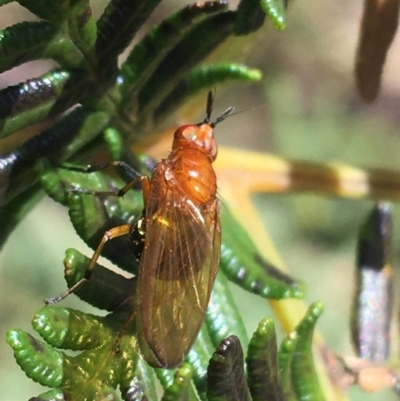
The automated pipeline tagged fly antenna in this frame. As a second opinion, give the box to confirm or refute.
[211,106,234,127]
[227,104,265,118]
[204,90,214,123]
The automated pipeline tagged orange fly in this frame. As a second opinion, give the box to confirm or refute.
[45,91,233,368]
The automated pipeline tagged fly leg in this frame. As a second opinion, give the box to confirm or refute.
[56,160,140,179]
[44,169,151,306]
[113,307,137,354]
[113,188,152,353]
[45,224,132,304]
[60,161,149,198]
[70,174,148,198]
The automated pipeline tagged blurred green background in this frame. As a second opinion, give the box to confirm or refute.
[1,1,400,400]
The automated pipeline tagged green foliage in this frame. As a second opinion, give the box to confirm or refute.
[20,162,304,400]
[260,0,286,30]
[283,303,324,401]
[0,0,332,400]
[0,0,270,241]
[246,318,283,401]
[220,207,305,299]
[7,298,324,400]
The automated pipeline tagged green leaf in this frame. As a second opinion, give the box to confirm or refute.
[62,248,135,311]
[246,318,284,401]
[38,160,143,273]
[8,304,157,400]
[96,0,163,79]
[220,206,305,299]
[186,327,216,399]
[6,328,64,387]
[207,335,251,401]
[0,21,58,73]
[0,185,42,249]
[155,368,176,393]
[154,63,262,125]
[0,107,110,207]
[137,10,236,127]
[278,335,297,400]
[0,0,264,226]
[15,0,70,23]
[205,271,248,350]
[234,0,266,35]
[260,0,286,30]
[64,0,97,58]
[161,364,198,401]
[121,356,158,401]
[290,302,325,401]
[120,1,229,110]
[0,69,72,139]
[103,127,124,161]
[34,389,65,400]
[33,307,106,350]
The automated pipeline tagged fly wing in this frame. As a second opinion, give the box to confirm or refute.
[138,188,220,368]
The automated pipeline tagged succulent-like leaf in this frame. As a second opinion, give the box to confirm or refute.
[0,21,58,73]
[283,302,325,401]
[185,327,216,399]
[38,160,143,272]
[161,364,197,401]
[246,318,285,401]
[136,11,236,128]
[62,248,135,311]
[1,1,344,400]
[0,107,110,206]
[220,206,305,299]
[14,0,70,23]
[205,271,248,350]
[234,0,266,35]
[0,69,72,139]
[154,63,262,125]
[355,0,400,102]
[122,356,158,401]
[260,0,286,30]
[7,304,157,401]
[278,334,297,400]
[6,328,64,387]
[207,335,251,401]
[0,185,42,249]
[120,1,229,110]
[64,0,97,58]
[0,0,266,236]
[351,202,393,362]
[96,0,163,78]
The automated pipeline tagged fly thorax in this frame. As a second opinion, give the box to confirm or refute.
[168,149,217,205]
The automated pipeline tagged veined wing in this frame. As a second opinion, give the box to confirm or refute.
[137,188,220,368]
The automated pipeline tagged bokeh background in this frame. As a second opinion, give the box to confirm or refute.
[1,1,400,400]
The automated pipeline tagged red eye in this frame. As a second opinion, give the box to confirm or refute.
[174,124,196,140]
[181,126,198,141]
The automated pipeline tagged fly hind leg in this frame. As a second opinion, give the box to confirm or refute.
[45,224,132,305]
[113,306,138,354]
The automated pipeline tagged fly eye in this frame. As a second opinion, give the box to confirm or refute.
[181,126,198,141]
